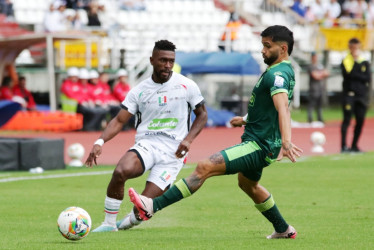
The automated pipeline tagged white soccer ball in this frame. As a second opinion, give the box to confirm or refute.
[57,207,92,241]
[67,143,85,160]
[310,131,326,145]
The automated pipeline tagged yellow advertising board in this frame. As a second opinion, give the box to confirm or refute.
[54,40,99,67]
[319,28,372,51]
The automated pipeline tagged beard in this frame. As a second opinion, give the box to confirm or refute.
[263,53,278,66]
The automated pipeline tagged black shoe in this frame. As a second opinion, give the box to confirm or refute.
[341,146,350,153]
[350,147,363,153]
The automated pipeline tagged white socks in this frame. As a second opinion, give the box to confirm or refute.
[103,196,122,226]
[129,209,142,226]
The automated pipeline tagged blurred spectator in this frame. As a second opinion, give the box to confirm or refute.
[112,69,131,103]
[307,52,329,124]
[368,0,374,27]
[61,67,107,131]
[307,0,326,22]
[12,76,36,111]
[119,0,146,11]
[219,4,241,52]
[340,38,371,153]
[0,76,13,101]
[87,1,101,27]
[342,0,355,17]
[351,0,368,20]
[290,0,307,17]
[43,1,69,32]
[324,0,341,19]
[0,0,14,17]
[96,71,120,119]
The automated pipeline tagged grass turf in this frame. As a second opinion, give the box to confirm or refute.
[1,152,373,249]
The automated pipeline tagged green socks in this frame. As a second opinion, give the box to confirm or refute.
[153,179,192,212]
[255,195,289,233]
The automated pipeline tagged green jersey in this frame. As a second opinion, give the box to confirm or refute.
[241,60,295,159]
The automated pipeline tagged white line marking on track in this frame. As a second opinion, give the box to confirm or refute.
[0,171,113,183]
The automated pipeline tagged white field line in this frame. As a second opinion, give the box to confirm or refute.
[0,171,113,183]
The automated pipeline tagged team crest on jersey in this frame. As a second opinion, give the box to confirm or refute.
[274,75,284,87]
[159,96,167,106]
[159,170,171,182]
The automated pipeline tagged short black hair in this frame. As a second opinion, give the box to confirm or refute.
[1,76,12,87]
[261,25,294,56]
[153,40,176,52]
[349,38,360,45]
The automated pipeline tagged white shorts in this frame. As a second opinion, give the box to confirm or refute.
[130,139,186,190]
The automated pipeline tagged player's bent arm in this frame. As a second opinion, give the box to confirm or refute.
[99,109,133,143]
[184,103,208,144]
[273,92,293,154]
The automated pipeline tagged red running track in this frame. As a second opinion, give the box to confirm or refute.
[1,118,373,166]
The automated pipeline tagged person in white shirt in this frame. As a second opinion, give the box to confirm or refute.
[85,40,208,232]
[43,1,69,32]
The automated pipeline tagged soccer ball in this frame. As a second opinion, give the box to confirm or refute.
[57,207,92,241]
[310,131,326,145]
[67,143,85,167]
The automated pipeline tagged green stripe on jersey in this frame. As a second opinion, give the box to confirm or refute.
[225,141,261,161]
[270,88,288,97]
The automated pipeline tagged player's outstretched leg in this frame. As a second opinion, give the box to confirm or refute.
[128,188,154,220]
[266,225,297,239]
[116,210,142,230]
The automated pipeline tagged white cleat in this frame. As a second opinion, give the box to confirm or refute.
[128,188,154,221]
[116,213,141,230]
[266,225,297,239]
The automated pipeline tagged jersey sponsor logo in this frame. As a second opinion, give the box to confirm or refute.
[157,90,167,94]
[249,93,256,107]
[274,71,283,76]
[159,96,167,106]
[145,131,177,139]
[159,170,171,182]
[180,84,187,89]
[148,118,178,130]
[274,75,284,87]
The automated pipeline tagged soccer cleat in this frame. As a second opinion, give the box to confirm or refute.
[350,146,363,153]
[116,214,141,230]
[266,225,297,239]
[341,146,350,153]
[128,188,154,221]
[91,224,118,233]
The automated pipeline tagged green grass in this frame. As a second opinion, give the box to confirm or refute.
[291,104,374,123]
[1,153,374,249]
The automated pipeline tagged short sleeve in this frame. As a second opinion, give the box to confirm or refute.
[121,88,138,115]
[186,80,204,110]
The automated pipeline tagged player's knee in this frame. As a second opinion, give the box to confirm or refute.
[194,160,212,179]
[112,164,131,182]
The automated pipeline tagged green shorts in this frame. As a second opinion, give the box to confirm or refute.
[221,141,274,182]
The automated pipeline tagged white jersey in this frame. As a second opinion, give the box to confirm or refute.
[122,72,204,154]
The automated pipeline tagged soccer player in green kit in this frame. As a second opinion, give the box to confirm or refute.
[128,25,303,239]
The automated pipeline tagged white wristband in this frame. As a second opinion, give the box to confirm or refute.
[94,139,104,146]
[242,114,248,121]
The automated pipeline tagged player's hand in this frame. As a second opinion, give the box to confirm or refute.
[85,145,102,168]
[175,140,190,158]
[277,142,303,162]
[230,116,246,127]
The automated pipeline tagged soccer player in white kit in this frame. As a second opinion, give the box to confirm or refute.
[85,40,208,232]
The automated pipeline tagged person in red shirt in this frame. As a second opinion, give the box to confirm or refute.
[112,69,131,102]
[0,76,14,101]
[61,67,82,102]
[12,76,37,111]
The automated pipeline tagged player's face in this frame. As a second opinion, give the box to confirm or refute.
[261,36,284,66]
[150,50,175,83]
[349,43,361,59]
